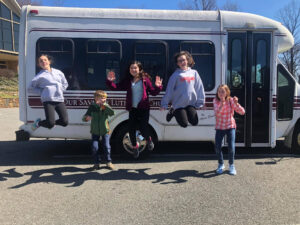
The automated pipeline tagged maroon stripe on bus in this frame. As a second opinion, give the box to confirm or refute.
[28,96,216,109]
[30,28,227,36]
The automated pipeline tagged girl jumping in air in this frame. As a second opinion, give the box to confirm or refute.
[28,54,69,131]
[106,60,163,158]
[213,84,245,175]
[160,51,205,127]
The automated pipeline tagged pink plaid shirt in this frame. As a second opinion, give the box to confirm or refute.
[213,97,245,130]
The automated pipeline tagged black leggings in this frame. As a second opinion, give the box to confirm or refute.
[174,105,198,128]
[128,108,150,146]
[39,101,69,129]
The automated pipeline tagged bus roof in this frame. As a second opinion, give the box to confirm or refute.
[24,6,294,53]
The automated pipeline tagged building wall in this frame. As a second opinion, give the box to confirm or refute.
[0,0,20,74]
[7,60,18,73]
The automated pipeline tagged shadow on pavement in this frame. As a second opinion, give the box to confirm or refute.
[0,140,216,166]
[0,168,23,181]
[254,157,297,165]
[7,166,221,189]
[0,139,298,167]
[0,140,299,188]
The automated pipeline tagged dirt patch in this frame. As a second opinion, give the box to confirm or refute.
[0,98,19,108]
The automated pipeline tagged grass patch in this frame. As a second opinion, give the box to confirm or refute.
[0,75,19,99]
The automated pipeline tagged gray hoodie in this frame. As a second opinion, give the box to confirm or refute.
[28,68,68,103]
[161,67,205,110]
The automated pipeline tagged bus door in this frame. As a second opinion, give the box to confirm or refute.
[227,32,271,147]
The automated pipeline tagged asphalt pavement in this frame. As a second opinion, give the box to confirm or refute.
[0,108,299,225]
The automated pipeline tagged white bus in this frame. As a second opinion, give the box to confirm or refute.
[16,6,300,157]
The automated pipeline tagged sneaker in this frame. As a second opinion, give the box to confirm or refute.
[31,118,41,131]
[106,162,116,170]
[216,164,225,174]
[92,164,100,170]
[166,107,174,122]
[229,164,236,175]
[136,131,144,141]
[132,143,140,159]
[147,137,154,151]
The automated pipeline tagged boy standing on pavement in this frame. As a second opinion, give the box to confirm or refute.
[82,90,116,170]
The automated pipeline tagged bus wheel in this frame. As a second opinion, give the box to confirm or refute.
[292,124,300,154]
[15,130,30,142]
[115,124,155,159]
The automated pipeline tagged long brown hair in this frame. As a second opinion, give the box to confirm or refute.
[128,60,152,81]
[216,84,231,101]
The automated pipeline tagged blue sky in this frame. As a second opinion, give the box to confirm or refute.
[41,0,294,21]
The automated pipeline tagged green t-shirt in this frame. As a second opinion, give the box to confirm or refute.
[83,102,115,136]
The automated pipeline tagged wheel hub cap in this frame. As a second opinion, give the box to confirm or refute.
[122,131,147,154]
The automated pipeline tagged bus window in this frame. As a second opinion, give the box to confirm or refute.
[36,38,74,88]
[134,41,167,86]
[86,40,121,90]
[180,41,215,91]
[2,21,13,51]
[277,64,295,120]
[228,39,244,89]
[254,40,267,88]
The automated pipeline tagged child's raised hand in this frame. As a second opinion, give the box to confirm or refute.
[155,76,163,87]
[233,96,239,104]
[107,71,116,81]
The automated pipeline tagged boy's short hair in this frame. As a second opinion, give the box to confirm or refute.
[94,90,107,99]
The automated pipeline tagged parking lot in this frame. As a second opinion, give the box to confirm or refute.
[0,108,299,225]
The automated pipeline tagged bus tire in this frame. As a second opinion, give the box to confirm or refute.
[115,123,157,159]
[291,124,300,154]
[15,130,30,142]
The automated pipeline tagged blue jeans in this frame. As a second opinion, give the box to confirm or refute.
[215,129,236,165]
[91,134,111,164]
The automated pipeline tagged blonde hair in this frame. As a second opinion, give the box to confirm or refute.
[94,90,107,99]
[216,84,231,101]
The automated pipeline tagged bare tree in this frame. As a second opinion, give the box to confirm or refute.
[221,0,239,11]
[277,0,300,79]
[17,0,42,7]
[178,0,239,11]
[178,0,217,10]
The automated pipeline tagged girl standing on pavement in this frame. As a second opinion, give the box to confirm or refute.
[213,84,245,175]
[28,54,69,130]
[160,51,205,127]
[106,60,163,158]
